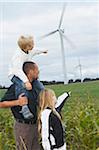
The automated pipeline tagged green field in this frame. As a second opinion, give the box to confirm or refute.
[0,81,99,150]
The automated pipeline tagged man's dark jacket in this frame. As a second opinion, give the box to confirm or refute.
[1,80,44,122]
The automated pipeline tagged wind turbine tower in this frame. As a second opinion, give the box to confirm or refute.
[76,59,83,82]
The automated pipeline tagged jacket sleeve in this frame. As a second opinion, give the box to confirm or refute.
[55,92,70,112]
[29,49,46,59]
[41,110,51,150]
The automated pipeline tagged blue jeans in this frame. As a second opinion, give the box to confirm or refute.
[11,75,27,98]
[11,75,44,100]
[11,75,33,119]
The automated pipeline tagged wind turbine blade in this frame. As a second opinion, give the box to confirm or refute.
[58,4,66,29]
[60,31,76,48]
[38,30,58,39]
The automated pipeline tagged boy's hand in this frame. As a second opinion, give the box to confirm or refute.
[25,81,32,90]
[43,50,48,54]
[18,93,28,106]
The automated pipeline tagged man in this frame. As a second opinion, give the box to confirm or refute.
[1,61,44,150]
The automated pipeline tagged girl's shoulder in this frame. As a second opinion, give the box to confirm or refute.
[41,109,51,115]
[41,109,52,121]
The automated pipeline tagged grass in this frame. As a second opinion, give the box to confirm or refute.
[47,81,99,108]
[0,81,99,150]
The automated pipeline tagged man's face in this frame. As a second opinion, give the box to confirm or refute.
[31,64,39,80]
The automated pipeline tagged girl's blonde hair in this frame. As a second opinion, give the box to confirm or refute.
[38,88,61,134]
[18,35,33,50]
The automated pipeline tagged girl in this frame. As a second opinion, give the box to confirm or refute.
[38,89,70,150]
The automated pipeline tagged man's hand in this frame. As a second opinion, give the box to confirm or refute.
[17,93,28,106]
[25,81,32,90]
[43,50,48,54]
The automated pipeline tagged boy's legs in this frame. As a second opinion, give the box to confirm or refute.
[11,75,25,88]
[11,77,44,102]
[11,76,33,119]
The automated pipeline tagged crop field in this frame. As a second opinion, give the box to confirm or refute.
[0,81,99,150]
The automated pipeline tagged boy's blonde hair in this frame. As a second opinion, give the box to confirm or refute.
[18,35,33,50]
[38,89,61,134]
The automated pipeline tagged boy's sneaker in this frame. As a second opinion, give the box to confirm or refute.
[20,105,33,119]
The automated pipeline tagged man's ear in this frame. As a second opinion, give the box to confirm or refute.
[27,70,31,76]
[29,69,34,75]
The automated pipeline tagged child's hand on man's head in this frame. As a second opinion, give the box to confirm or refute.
[25,81,32,90]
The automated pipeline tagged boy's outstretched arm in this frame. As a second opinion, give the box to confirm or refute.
[29,49,48,57]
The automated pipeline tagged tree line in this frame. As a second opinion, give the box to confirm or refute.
[0,77,99,88]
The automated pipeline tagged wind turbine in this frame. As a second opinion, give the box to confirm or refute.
[75,58,83,82]
[39,4,75,84]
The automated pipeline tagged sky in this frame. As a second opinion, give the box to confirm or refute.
[0,1,99,86]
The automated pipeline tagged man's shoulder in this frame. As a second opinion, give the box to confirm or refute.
[1,84,15,101]
[32,80,44,90]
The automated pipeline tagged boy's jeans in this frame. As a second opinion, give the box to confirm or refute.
[11,75,33,119]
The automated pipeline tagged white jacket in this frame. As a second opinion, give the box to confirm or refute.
[8,48,45,82]
[41,92,69,150]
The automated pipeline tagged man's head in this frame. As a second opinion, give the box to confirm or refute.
[23,61,39,81]
[18,35,34,52]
